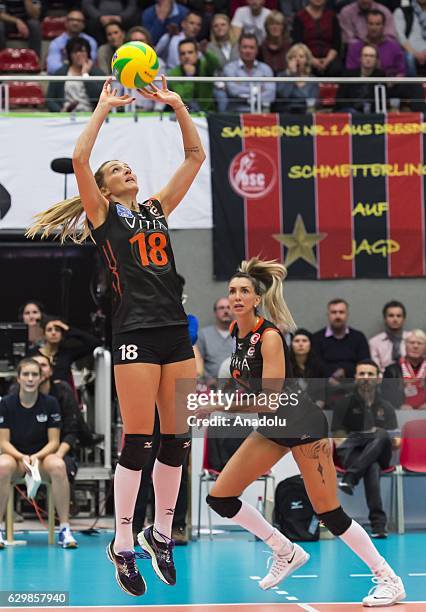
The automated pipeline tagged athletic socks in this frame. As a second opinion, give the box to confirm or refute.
[152,459,182,541]
[339,519,396,578]
[232,501,293,555]
[114,463,142,553]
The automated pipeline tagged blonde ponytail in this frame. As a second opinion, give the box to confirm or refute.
[238,257,296,332]
[25,196,92,244]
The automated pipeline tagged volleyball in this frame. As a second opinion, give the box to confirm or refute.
[111,41,159,89]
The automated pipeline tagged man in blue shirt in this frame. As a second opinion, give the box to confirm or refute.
[142,0,188,45]
[221,33,276,112]
[47,9,97,75]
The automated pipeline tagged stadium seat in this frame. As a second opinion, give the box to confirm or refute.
[6,479,55,545]
[42,16,66,40]
[319,83,338,108]
[7,81,45,108]
[0,48,41,73]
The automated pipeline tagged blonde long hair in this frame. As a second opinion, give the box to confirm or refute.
[234,257,296,332]
[25,161,111,244]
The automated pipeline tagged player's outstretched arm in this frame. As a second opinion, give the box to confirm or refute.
[73,78,135,227]
[139,75,206,217]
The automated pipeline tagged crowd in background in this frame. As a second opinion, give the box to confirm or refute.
[0,0,425,112]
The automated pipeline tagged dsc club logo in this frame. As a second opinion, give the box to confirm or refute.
[229,150,276,199]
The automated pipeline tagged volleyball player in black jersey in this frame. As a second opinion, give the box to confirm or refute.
[205,258,405,607]
[27,76,205,597]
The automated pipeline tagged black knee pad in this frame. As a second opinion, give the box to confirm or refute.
[119,434,154,471]
[206,494,242,518]
[157,434,191,467]
[317,506,352,536]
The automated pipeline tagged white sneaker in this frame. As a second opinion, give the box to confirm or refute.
[58,527,78,549]
[259,543,310,590]
[363,575,406,607]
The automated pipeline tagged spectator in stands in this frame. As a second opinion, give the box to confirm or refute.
[142,0,189,45]
[338,0,397,45]
[289,328,326,407]
[157,10,202,69]
[231,0,271,44]
[332,359,398,539]
[346,10,405,76]
[382,329,426,410]
[394,0,426,76]
[0,358,77,549]
[273,42,319,112]
[0,0,42,57]
[222,33,276,112]
[369,301,410,373]
[127,25,153,42]
[258,10,291,74]
[292,0,343,76]
[46,9,98,75]
[335,43,385,112]
[33,314,100,388]
[196,296,234,384]
[279,0,308,29]
[97,20,125,74]
[47,37,105,112]
[207,13,239,69]
[19,300,44,350]
[312,298,370,380]
[167,38,220,111]
[82,0,138,43]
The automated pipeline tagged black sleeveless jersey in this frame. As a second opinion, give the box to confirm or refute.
[91,199,187,334]
[229,317,294,393]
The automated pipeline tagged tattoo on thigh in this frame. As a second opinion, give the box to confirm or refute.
[121,516,133,525]
[299,440,331,486]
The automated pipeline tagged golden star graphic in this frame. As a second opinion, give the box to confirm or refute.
[273,215,327,268]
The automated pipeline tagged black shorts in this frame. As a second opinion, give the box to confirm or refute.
[113,324,194,366]
[257,391,330,449]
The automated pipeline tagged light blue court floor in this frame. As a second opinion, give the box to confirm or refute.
[0,531,425,610]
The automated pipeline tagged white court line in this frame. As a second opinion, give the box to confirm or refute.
[350,573,373,577]
[291,575,319,578]
[286,596,299,601]
[249,576,261,580]
[275,590,288,594]
[297,604,320,612]
[409,573,426,576]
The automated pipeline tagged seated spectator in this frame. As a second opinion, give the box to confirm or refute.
[19,300,44,350]
[47,37,105,113]
[369,300,411,373]
[394,0,426,76]
[346,10,405,76]
[338,0,397,45]
[383,330,426,410]
[32,314,100,388]
[292,0,343,76]
[0,0,42,57]
[127,25,153,42]
[196,297,233,385]
[222,32,276,112]
[258,10,291,74]
[81,0,138,43]
[97,20,125,74]
[279,0,308,29]
[289,328,326,407]
[273,42,319,112]
[207,13,239,68]
[46,9,98,75]
[332,359,398,539]
[335,44,385,112]
[0,358,77,549]
[231,0,271,43]
[142,0,189,45]
[167,38,221,111]
[157,10,202,69]
[312,298,370,381]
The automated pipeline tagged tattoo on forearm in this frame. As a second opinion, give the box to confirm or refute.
[184,146,201,154]
[299,440,331,486]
